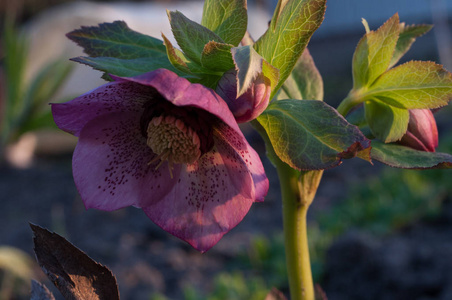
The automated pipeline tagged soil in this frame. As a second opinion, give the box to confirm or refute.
[2,129,451,300]
[323,202,452,300]
[0,134,286,299]
[0,130,375,299]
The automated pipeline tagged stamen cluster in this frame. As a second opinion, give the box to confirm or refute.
[146,114,201,170]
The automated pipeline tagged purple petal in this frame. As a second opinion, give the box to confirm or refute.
[112,69,244,140]
[214,122,269,202]
[73,111,180,211]
[51,81,150,136]
[142,136,255,252]
[114,69,268,201]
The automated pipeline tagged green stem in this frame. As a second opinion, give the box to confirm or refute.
[251,120,323,299]
[276,158,323,300]
[337,89,364,116]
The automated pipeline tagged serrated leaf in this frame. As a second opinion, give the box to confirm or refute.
[201,0,247,46]
[353,14,400,89]
[168,10,224,64]
[162,33,192,74]
[254,0,326,99]
[389,23,433,68]
[364,98,410,142]
[279,49,323,100]
[71,56,182,77]
[201,41,235,71]
[365,61,452,109]
[231,45,279,97]
[257,100,371,170]
[371,140,452,169]
[389,23,432,68]
[67,21,166,59]
[162,35,229,76]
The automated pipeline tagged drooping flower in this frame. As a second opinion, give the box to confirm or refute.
[215,69,271,123]
[399,109,438,152]
[51,69,268,252]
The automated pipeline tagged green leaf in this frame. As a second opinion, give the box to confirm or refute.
[257,100,371,170]
[73,56,220,88]
[19,110,58,134]
[25,60,74,108]
[365,61,452,109]
[2,19,28,139]
[67,21,167,59]
[389,23,432,68]
[71,56,183,78]
[231,45,279,97]
[253,0,326,99]
[201,0,247,46]
[346,104,374,139]
[12,60,74,135]
[364,98,409,142]
[168,10,224,64]
[279,49,323,100]
[161,33,192,74]
[372,140,452,169]
[190,74,222,89]
[352,14,400,89]
[162,34,228,76]
[200,41,235,72]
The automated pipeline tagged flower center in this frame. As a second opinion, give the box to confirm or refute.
[146,114,202,172]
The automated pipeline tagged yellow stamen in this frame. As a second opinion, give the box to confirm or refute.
[146,114,202,176]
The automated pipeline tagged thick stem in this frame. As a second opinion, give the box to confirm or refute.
[276,158,323,300]
[251,120,323,299]
[337,89,364,116]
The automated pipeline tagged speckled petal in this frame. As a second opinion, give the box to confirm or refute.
[51,81,150,136]
[112,69,244,140]
[214,122,269,202]
[73,111,181,211]
[142,136,255,252]
[113,69,269,201]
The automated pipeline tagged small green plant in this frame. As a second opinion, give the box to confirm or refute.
[183,272,269,300]
[0,19,73,154]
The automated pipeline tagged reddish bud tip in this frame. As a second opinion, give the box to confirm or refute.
[400,109,438,152]
[216,69,271,123]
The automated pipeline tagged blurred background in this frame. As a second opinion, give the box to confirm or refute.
[0,0,451,299]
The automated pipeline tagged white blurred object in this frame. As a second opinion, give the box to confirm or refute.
[5,130,77,168]
[5,133,38,168]
[24,1,271,97]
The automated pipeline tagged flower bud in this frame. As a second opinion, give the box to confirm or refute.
[399,109,438,152]
[215,69,271,123]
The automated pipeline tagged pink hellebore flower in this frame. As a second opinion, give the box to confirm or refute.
[215,69,271,123]
[51,69,268,252]
[400,109,438,152]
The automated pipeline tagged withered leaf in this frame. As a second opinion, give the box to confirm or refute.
[30,224,119,300]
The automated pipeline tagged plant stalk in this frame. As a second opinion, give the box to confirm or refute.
[276,158,323,300]
[337,89,364,116]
